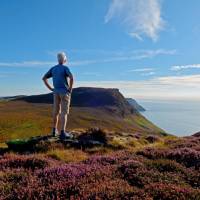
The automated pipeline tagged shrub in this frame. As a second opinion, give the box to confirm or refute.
[118,159,147,188]
[145,135,161,143]
[0,154,51,170]
[145,183,200,200]
[109,137,127,149]
[145,159,186,173]
[137,147,200,169]
[78,128,108,144]
[166,137,200,150]
[166,148,200,169]
[84,154,119,165]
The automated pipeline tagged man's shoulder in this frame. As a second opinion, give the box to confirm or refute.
[63,65,70,69]
[53,64,60,68]
[50,64,60,71]
[49,65,57,70]
[55,64,70,69]
[63,65,72,72]
[52,64,71,73]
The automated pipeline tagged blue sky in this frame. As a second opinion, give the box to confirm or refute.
[1,0,200,100]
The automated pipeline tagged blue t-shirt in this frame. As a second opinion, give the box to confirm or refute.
[44,64,72,94]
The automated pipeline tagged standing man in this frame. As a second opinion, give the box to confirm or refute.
[42,52,74,139]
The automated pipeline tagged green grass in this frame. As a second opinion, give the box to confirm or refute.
[0,101,51,142]
[0,101,166,143]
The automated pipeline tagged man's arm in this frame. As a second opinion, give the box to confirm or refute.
[68,74,74,93]
[42,76,54,92]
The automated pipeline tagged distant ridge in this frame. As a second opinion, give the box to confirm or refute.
[12,87,136,116]
[192,132,200,137]
[126,98,145,112]
[0,95,26,101]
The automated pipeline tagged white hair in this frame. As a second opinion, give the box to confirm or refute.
[57,52,67,63]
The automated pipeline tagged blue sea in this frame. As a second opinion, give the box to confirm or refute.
[138,100,200,136]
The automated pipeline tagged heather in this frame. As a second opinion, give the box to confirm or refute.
[0,134,200,199]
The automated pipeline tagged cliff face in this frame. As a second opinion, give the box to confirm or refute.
[13,87,136,116]
[71,87,136,116]
[126,98,145,112]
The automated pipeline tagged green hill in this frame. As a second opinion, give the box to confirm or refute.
[0,87,165,144]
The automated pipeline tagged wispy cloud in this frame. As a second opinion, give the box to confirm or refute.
[127,67,156,76]
[105,0,165,41]
[155,74,200,86]
[87,49,176,63]
[0,61,56,68]
[141,72,156,76]
[171,64,200,71]
[82,72,102,77]
[76,74,200,100]
[0,49,176,68]
[128,68,155,72]
[0,72,28,78]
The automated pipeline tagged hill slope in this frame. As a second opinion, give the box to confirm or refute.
[0,87,165,142]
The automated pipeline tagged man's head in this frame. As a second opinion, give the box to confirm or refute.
[57,52,67,64]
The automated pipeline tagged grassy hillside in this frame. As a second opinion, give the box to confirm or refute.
[0,100,164,144]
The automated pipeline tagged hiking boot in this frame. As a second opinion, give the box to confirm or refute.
[52,129,59,137]
[59,132,73,140]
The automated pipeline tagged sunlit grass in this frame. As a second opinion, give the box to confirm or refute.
[0,101,52,142]
[0,100,167,145]
[0,143,7,148]
[46,149,88,163]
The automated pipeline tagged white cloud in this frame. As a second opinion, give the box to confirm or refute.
[0,49,176,68]
[105,0,165,41]
[76,74,200,100]
[128,68,154,72]
[128,67,156,76]
[94,49,176,62]
[155,74,200,86]
[0,72,28,78]
[171,64,200,71]
[141,72,156,76]
[0,61,56,68]
[82,72,102,77]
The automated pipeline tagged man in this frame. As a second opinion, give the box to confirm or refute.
[42,52,74,139]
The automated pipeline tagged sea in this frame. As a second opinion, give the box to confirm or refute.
[138,99,200,137]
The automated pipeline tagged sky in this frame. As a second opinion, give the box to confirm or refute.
[1,0,200,100]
